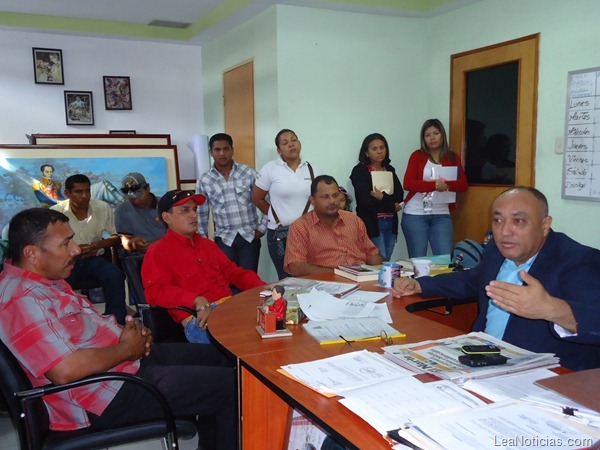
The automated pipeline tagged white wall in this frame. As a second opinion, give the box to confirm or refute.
[429,0,600,249]
[0,30,204,182]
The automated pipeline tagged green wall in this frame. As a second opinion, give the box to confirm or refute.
[202,0,600,281]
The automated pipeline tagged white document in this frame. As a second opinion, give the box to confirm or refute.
[370,303,393,323]
[302,317,403,344]
[339,378,485,435]
[297,288,378,321]
[371,171,394,194]
[281,350,412,395]
[463,368,559,402]
[409,401,600,450]
[430,166,458,204]
[343,290,389,303]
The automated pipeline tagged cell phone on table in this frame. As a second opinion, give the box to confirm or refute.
[459,354,508,367]
[461,344,501,355]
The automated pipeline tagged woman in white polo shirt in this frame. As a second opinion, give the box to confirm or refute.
[252,129,321,280]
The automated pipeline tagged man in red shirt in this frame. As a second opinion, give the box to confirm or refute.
[142,190,265,343]
[0,208,237,450]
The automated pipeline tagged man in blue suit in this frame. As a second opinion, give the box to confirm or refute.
[393,186,600,370]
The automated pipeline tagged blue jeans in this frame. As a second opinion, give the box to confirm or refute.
[215,233,261,272]
[67,255,127,324]
[370,216,396,261]
[401,213,453,258]
[184,303,218,344]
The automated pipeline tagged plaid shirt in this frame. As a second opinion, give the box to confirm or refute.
[196,162,268,246]
[284,210,380,272]
[0,261,139,431]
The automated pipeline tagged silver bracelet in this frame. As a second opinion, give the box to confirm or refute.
[195,304,211,313]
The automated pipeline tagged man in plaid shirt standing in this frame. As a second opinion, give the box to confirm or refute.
[197,133,267,272]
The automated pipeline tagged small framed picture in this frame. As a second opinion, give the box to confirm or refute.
[64,91,94,126]
[32,48,64,85]
[103,76,132,110]
[109,130,137,134]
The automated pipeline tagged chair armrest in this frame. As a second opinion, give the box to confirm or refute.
[137,304,196,316]
[405,297,477,315]
[16,372,181,450]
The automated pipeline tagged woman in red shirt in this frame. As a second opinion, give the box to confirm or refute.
[401,119,468,258]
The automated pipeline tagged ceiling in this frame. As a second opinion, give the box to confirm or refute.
[0,0,481,45]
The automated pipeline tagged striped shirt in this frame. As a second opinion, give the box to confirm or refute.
[0,262,139,430]
[197,162,268,246]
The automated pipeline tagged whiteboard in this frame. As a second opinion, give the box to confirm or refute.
[562,66,600,201]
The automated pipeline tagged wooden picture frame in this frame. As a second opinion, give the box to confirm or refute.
[64,91,94,126]
[32,48,64,85]
[103,76,132,110]
[109,130,137,135]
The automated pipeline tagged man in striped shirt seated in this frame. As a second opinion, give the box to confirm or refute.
[0,208,237,450]
[284,175,385,276]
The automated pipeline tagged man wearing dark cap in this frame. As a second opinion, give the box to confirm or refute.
[115,172,166,253]
[142,190,265,343]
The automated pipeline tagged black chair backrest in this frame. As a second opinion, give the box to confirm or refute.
[0,339,49,450]
[138,305,192,343]
[121,253,147,305]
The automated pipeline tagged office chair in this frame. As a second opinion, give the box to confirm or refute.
[121,253,194,342]
[0,339,197,450]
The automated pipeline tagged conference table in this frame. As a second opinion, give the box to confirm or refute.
[208,273,468,449]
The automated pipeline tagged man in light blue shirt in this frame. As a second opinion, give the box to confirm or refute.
[392,187,600,370]
[196,133,267,271]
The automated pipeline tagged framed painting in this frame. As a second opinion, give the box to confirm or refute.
[109,130,137,135]
[64,91,94,126]
[103,76,132,110]
[0,144,180,234]
[32,47,64,85]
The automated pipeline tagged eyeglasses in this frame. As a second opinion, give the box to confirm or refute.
[120,183,147,194]
[339,331,394,351]
[380,330,393,345]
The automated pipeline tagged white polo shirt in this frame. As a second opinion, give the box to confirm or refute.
[255,157,321,229]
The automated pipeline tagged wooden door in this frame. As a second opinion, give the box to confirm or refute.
[223,61,256,168]
[450,34,539,243]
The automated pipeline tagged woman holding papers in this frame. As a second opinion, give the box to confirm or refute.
[350,133,404,261]
[401,119,468,258]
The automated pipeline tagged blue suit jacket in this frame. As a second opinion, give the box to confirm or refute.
[419,230,600,370]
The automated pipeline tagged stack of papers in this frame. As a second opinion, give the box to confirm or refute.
[340,377,486,436]
[398,400,600,450]
[297,288,390,323]
[280,350,412,395]
[381,332,559,384]
[280,350,487,437]
[302,317,404,345]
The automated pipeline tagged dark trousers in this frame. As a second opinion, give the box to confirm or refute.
[88,343,238,450]
[215,234,261,272]
[67,255,127,324]
[266,229,289,281]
